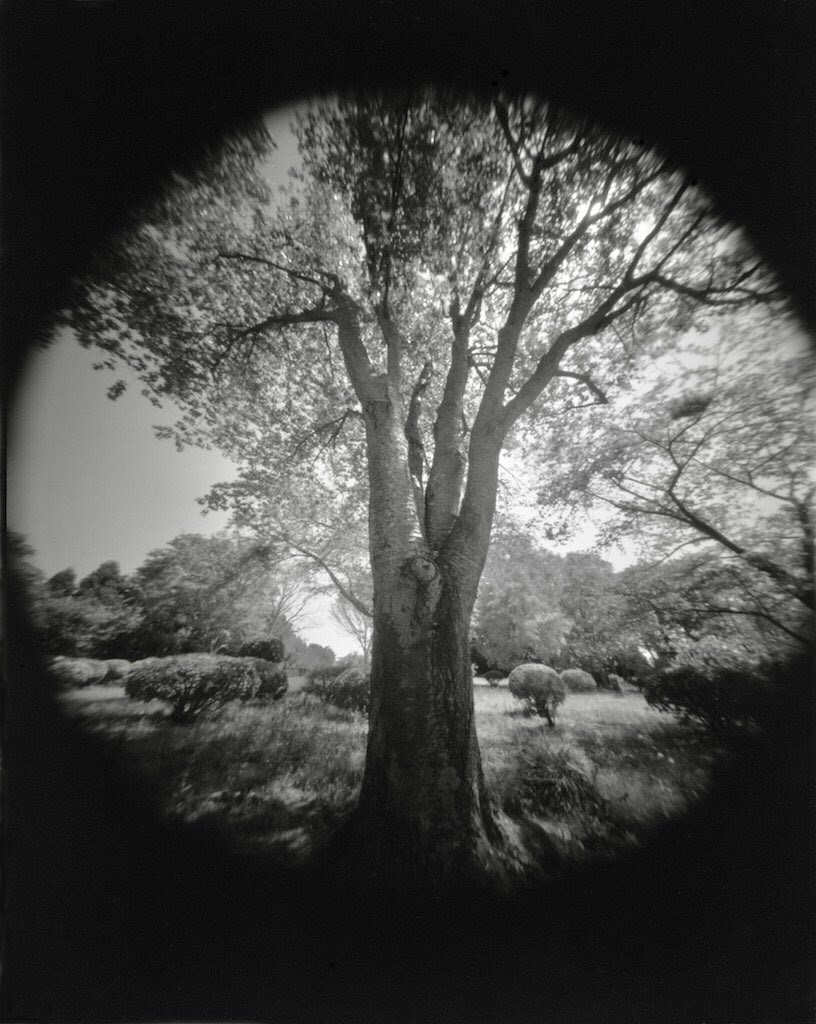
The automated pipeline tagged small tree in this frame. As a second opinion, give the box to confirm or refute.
[507,664,567,727]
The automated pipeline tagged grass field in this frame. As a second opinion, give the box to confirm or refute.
[58,678,732,869]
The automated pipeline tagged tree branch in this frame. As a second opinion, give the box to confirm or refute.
[281,537,373,617]
[553,370,610,405]
[405,359,433,517]
[215,251,336,293]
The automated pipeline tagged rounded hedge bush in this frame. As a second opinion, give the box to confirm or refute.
[125,653,261,721]
[560,668,597,693]
[49,656,112,688]
[243,657,288,700]
[304,664,369,714]
[102,658,133,681]
[234,637,285,663]
[484,669,505,687]
[508,664,567,727]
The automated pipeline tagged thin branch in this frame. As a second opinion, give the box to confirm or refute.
[405,359,433,508]
[215,251,335,293]
[281,537,373,617]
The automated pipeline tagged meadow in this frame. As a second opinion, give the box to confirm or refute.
[58,678,733,870]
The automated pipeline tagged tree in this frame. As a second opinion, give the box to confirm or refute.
[554,552,645,679]
[46,568,77,598]
[133,533,306,656]
[472,530,568,670]
[76,560,136,604]
[546,327,814,644]
[617,554,805,673]
[331,595,373,670]
[66,92,776,882]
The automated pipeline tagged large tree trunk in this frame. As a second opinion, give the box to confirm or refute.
[341,370,506,886]
[355,566,503,885]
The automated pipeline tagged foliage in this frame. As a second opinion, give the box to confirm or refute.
[473,531,569,671]
[46,568,77,597]
[287,641,337,674]
[553,552,647,678]
[484,669,505,687]
[560,668,597,693]
[125,653,261,721]
[507,664,567,726]
[103,659,133,680]
[618,555,807,675]
[644,663,774,736]
[133,533,306,657]
[304,664,370,714]
[6,537,144,660]
[246,658,288,700]
[76,560,138,605]
[232,637,286,662]
[544,326,814,642]
[65,94,777,620]
[48,656,114,688]
[501,743,604,819]
[605,673,625,693]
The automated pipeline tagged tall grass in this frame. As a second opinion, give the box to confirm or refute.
[60,685,729,868]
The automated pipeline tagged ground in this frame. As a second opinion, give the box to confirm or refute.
[57,676,734,872]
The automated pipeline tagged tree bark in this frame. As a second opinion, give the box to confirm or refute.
[342,365,505,886]
[328,303,513,887]
[355,568,503,885]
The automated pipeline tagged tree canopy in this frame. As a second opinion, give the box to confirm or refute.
[543,323,814,642]
[66,92,779,594]
[13,532,307,661]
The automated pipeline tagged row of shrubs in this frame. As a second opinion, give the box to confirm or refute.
[502,658,780,737]
[49,652,288,722]
[483,665,627,693]
[51,651,778,738]
[50,653,374,722]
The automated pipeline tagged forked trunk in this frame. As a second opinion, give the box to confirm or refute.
[331,340,509,886]
[355,569,502,885]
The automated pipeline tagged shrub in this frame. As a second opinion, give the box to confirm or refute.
[125,653,260,722]
[304,662,352,700]
[507,664,567,727]
[102,658,133,681]
[644,665,774,736]
[48,656,112,687]
[484,669,505,687]
[244,657,288,700]
[560,668,597,693]
[233,637,285,663]
[304,664,369,714]
[604,673,625,693]
[502,743,604,818]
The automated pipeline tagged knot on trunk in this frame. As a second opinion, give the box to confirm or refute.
[407,555,439,585]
